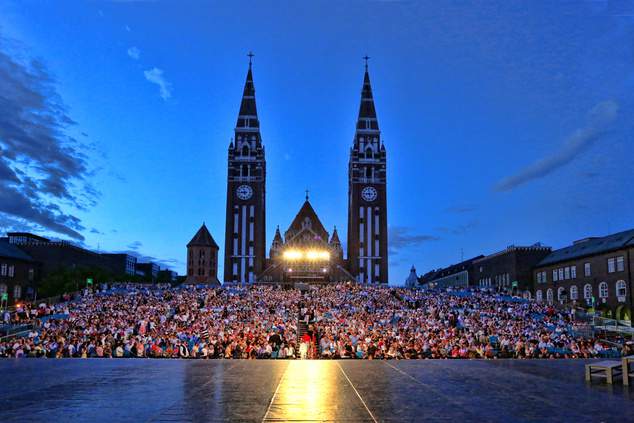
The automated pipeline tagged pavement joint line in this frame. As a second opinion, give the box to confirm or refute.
[261,361,291,422]
[144,361,240,423]
[336,361,379,423]
[383,361,475,416]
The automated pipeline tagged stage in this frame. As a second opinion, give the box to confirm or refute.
[0,359,632,422]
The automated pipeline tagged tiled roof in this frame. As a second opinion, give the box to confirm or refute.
[0,239,33,261]
[538,228,634,267]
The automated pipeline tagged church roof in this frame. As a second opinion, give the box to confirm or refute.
[187,223,219,248]
[405,265,419,287]
[355,67,380,132]
[329,226,341,245]
[235,59,260,131]
[273,226,283,242]
[286,200,329,242]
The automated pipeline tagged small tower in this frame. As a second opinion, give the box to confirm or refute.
[329,226,343,261]
[269,226,284,260]
[405,265,418,288]
[186,223,220,286]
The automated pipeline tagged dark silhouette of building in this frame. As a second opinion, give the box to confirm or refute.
[0,238,38,305]
[8,232,111,279]
[135,262,160,282]
[473,244,552,297]
[101,253,137,276]
[420,256,485,289]
[533,229,633,321]
[186,223,220,285]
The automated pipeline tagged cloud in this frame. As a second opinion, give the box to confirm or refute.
[436,220,479,236]
[143,67,172,100]
[0,34,99,240]
[494,100,619,192]
[127,46,140,60]
[90,228,103,234]
[444,205,477,214]
[389,226,439,255]
[127,240,143,250]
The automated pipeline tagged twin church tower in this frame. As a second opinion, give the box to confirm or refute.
[222,56,388,285]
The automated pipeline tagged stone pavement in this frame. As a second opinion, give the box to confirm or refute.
[0,359,632,422]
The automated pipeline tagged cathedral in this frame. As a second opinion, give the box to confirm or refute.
[223,56,388,285]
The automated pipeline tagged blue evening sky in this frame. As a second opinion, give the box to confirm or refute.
[1,1,633,283]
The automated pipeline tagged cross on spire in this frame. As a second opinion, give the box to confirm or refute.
[247,51,254,67]
[305,189,309,201]
[363,55,370,70]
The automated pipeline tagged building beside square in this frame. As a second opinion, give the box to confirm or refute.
[533,229,633,320]
[473,244,552,297]
[0,238,38,305]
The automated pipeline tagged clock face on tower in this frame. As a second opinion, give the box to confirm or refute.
[236,184,253,200]
[361,186,378,202]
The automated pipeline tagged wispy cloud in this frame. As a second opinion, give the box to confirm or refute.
[389,226,439,255]
[436,220,479,236]
[444,205,477,214]
[494,100,619,192]
[127,240,143,250]
[144,67,172,100]
[0,34,98,240]
[127,46,140,60]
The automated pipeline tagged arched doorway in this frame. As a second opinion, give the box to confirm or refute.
[616,305,631,322]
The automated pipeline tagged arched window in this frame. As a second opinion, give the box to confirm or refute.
[546,288,553,304]
[365,147,373,159]
[241,145,250,156]
[557,287,566,302]
[0,284,6,295]
[570,285,578,300]
[13,285,21,300]
[616,280,627,297]
[584,284,592,300]
[536,290,543,302]
[599,282,608,298]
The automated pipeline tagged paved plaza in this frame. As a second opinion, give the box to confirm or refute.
[0,359,632,422]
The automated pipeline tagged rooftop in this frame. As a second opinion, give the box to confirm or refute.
[539,228,634,267]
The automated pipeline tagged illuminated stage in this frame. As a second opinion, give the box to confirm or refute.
[1,359,632,422]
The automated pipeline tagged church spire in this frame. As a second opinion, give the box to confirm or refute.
[235,52,260,133]
[356,58,379,132]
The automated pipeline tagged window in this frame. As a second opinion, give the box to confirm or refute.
[599,282,608,298]
[536,290,543,302]
[558,268,564,281]
[546,288,553,304]
[8,265,14,278]
[0,264,6,276]
[584,262,591,277]
[564,267,570,280]
[28,269,34,281]
[571,266,577,279]
[570,285,578,300]
[557,287,566,301]
[553,269,558,282]
[13,285,21,300]
[616,256,625,272]
[608,258,616,273]
[584,284,592,300]
[616,280,627,297]
[0,284,6,294]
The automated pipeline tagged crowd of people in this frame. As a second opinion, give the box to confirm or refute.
[0,283,627,359]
